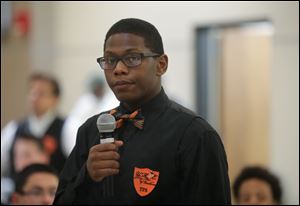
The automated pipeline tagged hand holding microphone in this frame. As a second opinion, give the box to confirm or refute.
[86,140,123,182]
[86,114,123,183]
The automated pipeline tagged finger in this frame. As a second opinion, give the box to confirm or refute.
[89,168,119,182]
[90,151,120,161]
[90,143,118,153]
[98,168,119,177]
[91,160,120,170]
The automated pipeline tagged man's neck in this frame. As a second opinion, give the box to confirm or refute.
[122,87,162,111]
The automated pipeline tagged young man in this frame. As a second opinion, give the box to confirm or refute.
[54,18,231,204]
[11,164,59,205]
[233,166,282,205]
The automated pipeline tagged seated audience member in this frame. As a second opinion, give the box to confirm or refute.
[12,133,50,174]
[233,166,282,205]
[1,134,50,204]
[10,164,58,205]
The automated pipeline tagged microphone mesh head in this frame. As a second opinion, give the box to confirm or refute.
[96,114,116,133]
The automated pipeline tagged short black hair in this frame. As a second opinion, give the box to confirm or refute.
[14,133,45,152]
[30,73,61,97]
[104,18,164,54]
[233,166,282,204]
[14,164,58,194]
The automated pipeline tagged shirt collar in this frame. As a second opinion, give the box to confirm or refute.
[118,87,169,118]
[28,110,57,137]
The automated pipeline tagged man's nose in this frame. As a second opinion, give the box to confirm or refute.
[113,60,129,75]
[247,196,260,205]
[41,193,55,205]
[29,92,40,103]
[39,191,56,205]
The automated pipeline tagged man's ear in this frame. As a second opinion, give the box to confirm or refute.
[156,54,168,76]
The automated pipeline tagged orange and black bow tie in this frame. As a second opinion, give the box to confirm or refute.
[109,108,144,129]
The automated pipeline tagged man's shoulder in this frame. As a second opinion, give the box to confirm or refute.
[168,100,217,132]
[81,114,99,127]
[169,100,198,118]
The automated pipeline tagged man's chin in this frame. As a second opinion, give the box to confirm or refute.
[114,93,138,105]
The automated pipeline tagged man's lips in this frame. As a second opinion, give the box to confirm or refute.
[113,80,134,89]
[114,80,133,86]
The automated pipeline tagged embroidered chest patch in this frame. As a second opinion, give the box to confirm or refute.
[133,167,159,197]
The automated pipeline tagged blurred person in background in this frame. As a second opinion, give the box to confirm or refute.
[10,164,58,205]
[62,74,119,156]
[12,133,50,176]
[1,134,50,204]
[1,73,66,177]
[233,166,282,205]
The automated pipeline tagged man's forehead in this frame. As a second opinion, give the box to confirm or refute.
[15,138,39,147]
[26,172,57,182]
[24,173,58,188]
[105,33,146,50]
[30,79,52,88]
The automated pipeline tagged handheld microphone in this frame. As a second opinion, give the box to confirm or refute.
[97,113,116,143]
[96,113,116,197]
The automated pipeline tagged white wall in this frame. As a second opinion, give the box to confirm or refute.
[30,1,299,204]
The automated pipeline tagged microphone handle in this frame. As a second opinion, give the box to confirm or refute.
[100,132,114,144]
[100,132,115,198]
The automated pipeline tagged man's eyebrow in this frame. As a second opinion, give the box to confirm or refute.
[123,48,140,52]
[104,48,141,55]
[28,185,43,191]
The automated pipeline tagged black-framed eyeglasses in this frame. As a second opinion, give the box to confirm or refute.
[96,52,161,70]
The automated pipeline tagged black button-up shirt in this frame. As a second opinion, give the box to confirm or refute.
[54,88,231,204]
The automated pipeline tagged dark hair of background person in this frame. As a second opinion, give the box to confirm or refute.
[233,166,282,204]
[104,18,164,54]
[30,73,61,97]
[13,133,45,151]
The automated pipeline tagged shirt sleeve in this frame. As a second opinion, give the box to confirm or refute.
[177,117,231,204]
[53,121,99,205]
